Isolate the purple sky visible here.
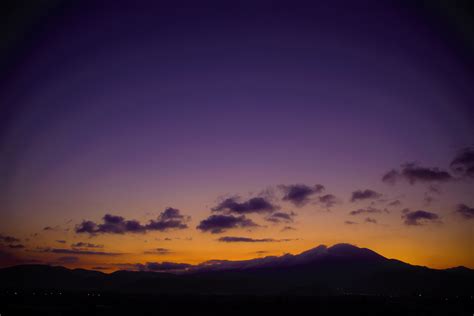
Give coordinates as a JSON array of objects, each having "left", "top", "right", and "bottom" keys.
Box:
[{"left": 0, "top": 1, "right": 473, "bottom": 270}]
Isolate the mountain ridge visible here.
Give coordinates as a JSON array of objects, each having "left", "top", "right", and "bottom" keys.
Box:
[{"left": 1, "top": 243, "right": 473, "bottom": 296}]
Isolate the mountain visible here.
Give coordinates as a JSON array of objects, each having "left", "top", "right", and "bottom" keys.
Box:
[{"left": 1, "top": 244, "right": 473, "bottom": 296}]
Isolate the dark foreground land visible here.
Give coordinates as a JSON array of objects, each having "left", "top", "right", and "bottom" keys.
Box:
[
  {"left": 0, "top": 291, "right": 472, "bottom": 316},
  {"left": 1, "top": 245, "right": 473, "bottom": 315}
]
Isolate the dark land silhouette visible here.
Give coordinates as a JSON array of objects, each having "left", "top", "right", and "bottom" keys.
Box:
[{"left": 0, "top": 244, "right": 472, "bottom": 315}]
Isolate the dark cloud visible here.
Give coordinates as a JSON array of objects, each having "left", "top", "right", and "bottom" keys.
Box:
[
  {"left": 388, "top": 200, "right": 401, "bottom": 207},
  {"left": 281, "top": 226, "right": 296, "bottom": 231},
  {"left": 40, "top": 248, "right": 122, "bottom": 256},
  {"left": 75, "top": 208, "right": 189, "bottom": 235},
  {"left": 56, "top": 256, "right": 80, "bottom": 264},
  {"left": 217, "top": 236, "right": 292, "bottom": 243},
  {"left": 382, "top": 163, "right": 452, "bottom": 185},
  {"left": 318, "top": 194, "right": 338, "bottom": 208},
  {"left": 146, "top": 207, "right": 189, "bottom": 231},
  {"left": 349, "top": 206, "right": 387, "bottom": 216},
  {"left": 344, "top": 221, "right": 357, "bottom": 225},
  {"left": 450, "top": 147, "right": 474, "bottom": 177},
  {"left": 8, "top": 244, "right": 25, "bottom": 249},
  {"left": 43, "top": 225, "right": 61, "bottom": 231},
  {"left": 0, "top": 234, "right": 20, "bottom": 243},
  {"left": 265, "top": 211, "right": 296, "bottom": 223},
  {"left": 381, "top": 169, "right": 399, "bottom": 185},
  {"left": 71, "top": 242, "right": 103, "bottom": 248},
  {"left": 280, "top": 184, "right": 325, "bottom": 206},
  {"left": 75, "top": 214, "right": 146, "bottom": 234},
  {"left": 402, "top": 209, "right": 441, "bottom": 226},
  {"left": 350, "top": 189, "right": 382, "bottom": 202},
  {"left": 144, "top": 248, "right": 172, "bottom": 255},
  {"left": 159, "top": 207, "right": 186, "bottom": 220},
  {"left": 454, "top": 204, "right": 474, "bottom": 219},
  {"left": 196, "top": 215, "right": 259, "bottom": 234},
  {"left": 56, "top": 240, "right": 66, "bottom": 244},
  {"left": 212, "top": 197, "right": 277, "bottom": 214},
  {"left": 365, "top": 217, "right": 377, "bottom": 224}
]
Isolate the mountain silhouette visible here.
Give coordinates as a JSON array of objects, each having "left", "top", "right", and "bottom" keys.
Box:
[{"left": 1, "top": 244, "right": 472, "bottom": 296}]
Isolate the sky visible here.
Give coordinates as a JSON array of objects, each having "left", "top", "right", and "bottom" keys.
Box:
[{"left": 0, "top": 0, "right": 473, "bottom": 272}]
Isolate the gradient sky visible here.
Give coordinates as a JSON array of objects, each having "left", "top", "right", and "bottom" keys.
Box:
[{"left": 1, "top": 0, "right": 473, "bottom": 272}]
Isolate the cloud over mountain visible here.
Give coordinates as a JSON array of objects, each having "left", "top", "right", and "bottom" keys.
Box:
[
  {"left": 383, "top": 163, "right": 452, "bottom": 185},
  {"left": 75, "top": 208, "right": 189, "bottom": 235},
  {"left": 197, "top": 215, "right": 259, "bottom": 234},
  {"left": 0, "top": 234, "right": 20, "bottom": 243},
  {"left": 265, "top": 211, "right": 296, "bottom": 223},
  {"left": 350, "top": 189, "right": 381, "bottom": 202},
  {"left": 144, "top": 248, "right": 172, "bottom": 255},
  {"left": 349, "top": 207, "right": 387, "bottom": 216},
  {"left": 212, "top": 197, "right": 277, "bottom": 214},
  {"left": 450, "top": 147, "right": 474, "bottom": 178},
  {"left": 318, "top": 194, "right": 338, "bottom": 208},
  {"left": 39, "top": 248, "right": 122, "bottom": 256},
  {"left": 401, "top": 209, "right": 441, "bottom": 226},
  {"left": 454, "top": 204, "right": 474, "bottom": 219},
  {"left": 280, "top": 184, "right": 325, "bottom": 206},
  {"left": 217, "top": 236, "right": 292, "bottom": 243},
  {"left": 71, "top": 242, "right": 103, "bottom": 249}
]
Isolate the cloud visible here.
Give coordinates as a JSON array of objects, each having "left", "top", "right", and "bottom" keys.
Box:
[
  {"left": 318, "top": 194, "right": 338, "bottom": 208},
  {"left": 196, "top": 215, "right": 259, "bottom": 234},
  {"left": 0, "top": 237, "right": 24, "bottom": 250},
  {"left": 450, "top": 147, "right": 474, "bottom": 177},
  {"left": 75, "top": 215, "right": 145, "bottom": 234},
  {"left": 350, "top": 189, "right": 382, "bottom": 202},
  {"left": 75, "top": 208, "right": 189, "bottom": 235},
  {"left": 349, "top": 206, "right": 387, "bottom": 216},
  {"left": 212, "top": 197, "right": 277, "bottom": 214},
  {"left": 454, "top": 204, "right": 474, "bottom": 219},
  {"left": 388, "top": 200, "right": 401, "bottom": 207},
  {"left": 56, "top": 256, "right": 80, "bottom": 264},
  {"left": 344, "top": 221, "right": 357, "bottom": 225},
  {"left": 39, "top": 248, "right": 122, "bottom": 256},
  {"left": 381, "top": 170, "right": 399, "bottom": 185},
  {"left": 43, "top": 225, "right": 62, "bottom": 232},
  {"left": 56, "top": 240, "right": 66, "bottom": 244},
  {"left": 8, "top": 244, "right": 25, "bottom": 249},
  {"left": 0, "top": 234, "right": 20, "bottom": 243},
  {"left": 365, "top": 217, "right": 377, "bottom": 224},
  {"left": 217, "top": 236, "right": 292, "bottom": 243},
  {"left": 402, "top": 209, "right": 441, "bottom": 226},
  {"left": 71, "top": 242, "right": 103, "bottom": 249},
  {"left": 144, "top": 248, "right": 172, "bottom": 255},
  {"left": 265, "top": 211, "right": 296, "bottom": 223},
  {"left": 279, "top": 184, "right": 325, "bottom": 206},
  {"left": 146, "top": 208, "right": 189, "bottom": 231},
  {"left": 382, "top": 163, "right": 452, "bottom": 185},
  {"left": 281, "top": 226, "right": 296, "bottom": 231}
]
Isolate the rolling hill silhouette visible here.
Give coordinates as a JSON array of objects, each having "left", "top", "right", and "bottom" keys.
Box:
[{"left": 1, "top": 244, "right": 472, "bottom": 296}]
